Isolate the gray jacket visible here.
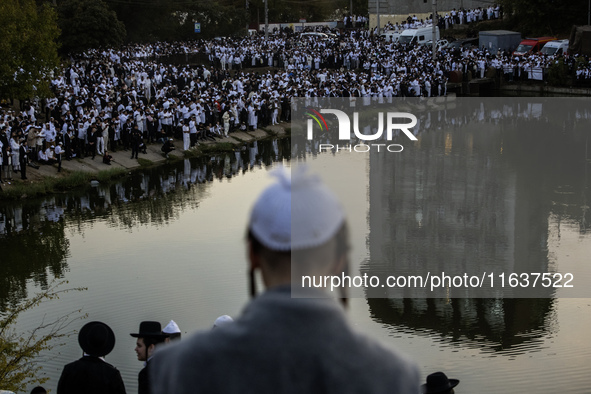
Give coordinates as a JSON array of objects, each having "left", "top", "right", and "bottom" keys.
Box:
[{"left": 151, "top": 286, "right": 420, "bottom": 394}]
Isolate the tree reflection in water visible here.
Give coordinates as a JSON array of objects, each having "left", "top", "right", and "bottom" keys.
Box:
[{"left": 0, "top": 138, "right": 291, "bottom": 311}]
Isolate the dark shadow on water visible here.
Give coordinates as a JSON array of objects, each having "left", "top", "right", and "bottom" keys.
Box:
[
  {"left": 0, "top": 138, "right": 291, "bottom": 311},
  {"left": 367, "top": 297, "right": 555, "bottom": 355}
]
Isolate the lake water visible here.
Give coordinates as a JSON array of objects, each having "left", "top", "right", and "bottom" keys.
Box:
[{"left": 2, "top": 98, "right": 591, "bottom": 393}]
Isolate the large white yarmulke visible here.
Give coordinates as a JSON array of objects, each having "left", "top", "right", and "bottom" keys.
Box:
[{"left": 249, "top": 166, "right": 345, "bottom": 251}]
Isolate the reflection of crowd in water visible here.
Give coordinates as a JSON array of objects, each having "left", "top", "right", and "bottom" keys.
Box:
[
  {"left": 0, "top": 139, "right": 287, "bottom": 236},
  {"left": 0, "top": 200, "right": 64, "bottom": 236},
  {"left": 296, "top": 99, "right": 591, "bottom": 155}
]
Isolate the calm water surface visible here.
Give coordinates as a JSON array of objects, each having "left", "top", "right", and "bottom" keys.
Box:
[{"left": 2, "top": 102, "right": 591, "bottom": 393}]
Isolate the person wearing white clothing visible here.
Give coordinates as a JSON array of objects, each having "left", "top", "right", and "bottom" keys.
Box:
[
  {"left": 10, "top": 135, "right": 20, "bottom": 172},
  {"left": 222, "top": 110, "right": 230, "bottom": 137},
  {"left": 182, "top": 120, "right": 190, "bottom": 151},
  {"left": 54, "top": 142, "right": 63, "bottom": 172}
]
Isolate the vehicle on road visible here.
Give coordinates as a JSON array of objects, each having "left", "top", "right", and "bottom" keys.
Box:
[
  {"left": 540, "top": 39, "right": 569, "bottom": 55},
  {"left": 513, "top": 37, "right": 557, "bottom": 56},
  {"left": 398, "top": 26, "right": 440, "bottom": 46}
]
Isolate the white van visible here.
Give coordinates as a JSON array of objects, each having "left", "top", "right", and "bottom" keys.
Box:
[
  {"left": 540, "top": 39, "right": 569, "bottom": 56},
  {"left": 398, "top": 26, "right": 440, "bottom": 46},
  {"left": 380, "top": 31, "right": 400, "bottom": 43}
]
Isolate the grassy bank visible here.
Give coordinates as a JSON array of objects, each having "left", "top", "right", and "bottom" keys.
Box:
[
  {"left": 0, "top": 124, "right": 287, "bottom": 201},
  {"left": 0, "top": 167, "right": 127, "bottom": 201}
]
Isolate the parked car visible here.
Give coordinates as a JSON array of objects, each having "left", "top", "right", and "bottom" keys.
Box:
[
  {"left": 540, "top": 39, "right": 569, "bottom": 55},
  {"left": 380, "top": 31, "right": 401, "bottom": 43},
  {"left": 398, "top": 26, "right": 440, "bottom": 46},
  {"left": 443, "top": 37, "right": 478, "bottom": 50},
  {"left": 300, "top": 32, "right": 329, "bottom": 40},
  {"left": 422, "top": 39, "right": 450, "bottom": 50},
  {"left": 513, "top": 37, "right": 557, "bottom": 56}
]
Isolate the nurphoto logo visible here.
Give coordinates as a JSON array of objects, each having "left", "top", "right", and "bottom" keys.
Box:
[{"left": 305, "top": 108, "right": 418, "bottom": 153}]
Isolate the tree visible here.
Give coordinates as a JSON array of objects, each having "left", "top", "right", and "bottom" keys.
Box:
[
  {"left": 0, "top": 280, "right": 86, "bottom": 392},
  {"left": 0, "top": 0, "right": 60, "bottom": 100},
  {"left": 58, "top": 0, "right": 127, "bottom": 54},
  {"left": 180, "top": 0, "right": 249, "bottom": 39},
  {"left": 500, "top": 0, "right": 588, "bottom": 36},
  {"left": 107, "top": 0, "right": 177, "bottom": 43}
]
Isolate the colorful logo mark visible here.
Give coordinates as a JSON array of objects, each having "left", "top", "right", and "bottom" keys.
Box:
[{"left": 305, "top": 108, "right": 329, "bottom": 132}]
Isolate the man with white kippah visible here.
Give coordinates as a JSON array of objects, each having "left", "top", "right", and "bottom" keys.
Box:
[
  {"left": 151, "top": 166, "right": 420, "bottom": 394},
  {"left": 212, "top": 315, "right": 233, "bottom": 330},
  {"left": 162, "top": 320, "right": 181, "bottom": 343}
]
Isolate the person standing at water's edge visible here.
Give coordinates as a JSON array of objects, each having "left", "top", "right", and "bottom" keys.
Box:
[
  {"left": 131, "top": 321, "right": 168, "bottom": 394},
  {"left": 57, "top": 321, "right": 126, "bottom": 394},
  {"left": 150, "top": 166, "right": 420, "bottom": 394}
]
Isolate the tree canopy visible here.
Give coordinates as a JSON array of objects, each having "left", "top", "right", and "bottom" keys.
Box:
[
  {"left": 101, "top": 0, "right": 362, "bottom": 41},
  {"left": 58, "top": 0, "right": 126, "bottom": 54},
  {"left": 500, "top": 0, "right": 589, "bottom": 36},
  {"left": 0, "top": 0, "right": 60, "bottom": 100}
]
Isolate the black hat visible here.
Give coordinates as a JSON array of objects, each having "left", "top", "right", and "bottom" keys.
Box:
[
  {"left": 78, "top": 321, "right": 116, "bottom": 357},
  {"left": 421, "top": 372, "right": 459, "bottom": 394},
  {"left": 130, "top": 321, "right": 169, "bottom": 339}
]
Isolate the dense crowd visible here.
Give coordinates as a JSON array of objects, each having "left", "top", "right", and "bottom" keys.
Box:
[
  {"left": 1, "top": 18, "right": 589, "bottom": 183},
  {"left": 381, "top": 5, "right": 503, "bottom": 32}
]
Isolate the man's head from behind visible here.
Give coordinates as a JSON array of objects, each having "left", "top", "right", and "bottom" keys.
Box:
[{"left": 247, "top": 166, "right": 349, "bottom": 300}]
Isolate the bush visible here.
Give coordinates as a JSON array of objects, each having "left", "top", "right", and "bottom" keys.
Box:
[
  {"left": 547, "top": 59, "right": 569, "bottom": 86},
  {"left": 0, "top": 280, "right": 86, "bottom": 392}
]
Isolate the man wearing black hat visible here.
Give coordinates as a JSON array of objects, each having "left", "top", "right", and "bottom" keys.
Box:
[
  {"left": 57, "top": 321, "right": 126, "bottom": 394},
  {"left": 130, "top": 321, "right": 168, "bottom": 394},
  {"left": 421, "top": 372, "right": 459, "bottom": 394}
]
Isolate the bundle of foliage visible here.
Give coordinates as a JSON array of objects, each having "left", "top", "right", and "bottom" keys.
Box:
[
  {"left": 58, "top": 0, "right": 126, "bottom": 54},
  {"left": 0, "top": 0, "right": 60, "bottom": 100},
  {"left": 500, "top": 0, "right": 590, "bottom": 36},
  {"left": 0, "top": 280, "right": 86, "bottom": 392}
]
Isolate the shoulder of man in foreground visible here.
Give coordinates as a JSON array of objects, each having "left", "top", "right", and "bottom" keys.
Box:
[{"left": 150, "top": 297, "right": 420, "bottom": 394}]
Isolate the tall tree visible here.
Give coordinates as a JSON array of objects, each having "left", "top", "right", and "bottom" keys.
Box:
[
  {"left": 500, "top": 0, "right": 588, "bottom": 36},
  {"left": 105, "top": 0, "right": 178, "bottom": 42},
  {"left": 0, "top": 0, "right": 60, "bottom": 100},
  {"left": 179, "top": 0, "right": 249, "bottom": 39},
  {"left": 58, "top": 0, "right": 127, "bottom": 54}
]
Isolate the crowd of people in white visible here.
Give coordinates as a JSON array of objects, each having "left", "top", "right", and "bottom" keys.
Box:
[
  {"left": 381, "top": 5, "right": 503, "bottom": 32},
  {"left": 1, "top": 15, "right": 589, "bottom": 183}
]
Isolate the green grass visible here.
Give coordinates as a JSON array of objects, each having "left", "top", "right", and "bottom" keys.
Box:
[
  {"left": 183, "top": 149, "right": 203, "bottom": 159},
  {"left": 261, "top": 128, "right": 278, "bottom": 136},
  {"left": 0, "top": 168, "right": 127, "bottom": 201},
  {"left": 0, "top": 133, "right": 290, "bottom": 200},
  {"left": 166, "top": 153, "right": 183, "bottom": 163},
  {"left": 137, "top": 158, "right": 154, "bottom": 168},
  {"left": 199, "top": 142, "right": 235, "bottom": 153},
  {"left": 94, "top": 167, "right": 127, "bottom": 183}
]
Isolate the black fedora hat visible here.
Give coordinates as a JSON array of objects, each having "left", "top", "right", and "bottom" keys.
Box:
[
  {"left": 130, "top": 321, "right": 169, "bottom": 339},
  {"left": 421, "top": 372, "right": 460, "bottom": 394},
  {"left": 78, "top": 321, "right": 116, "bottom": 357}
]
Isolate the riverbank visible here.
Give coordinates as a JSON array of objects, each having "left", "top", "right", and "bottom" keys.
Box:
[
  {"left": 0, "top": 124, "right": 289, "bottom": 200},
  {"left": 500, "top": 83, "right": 591, "bottom": 96}
]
